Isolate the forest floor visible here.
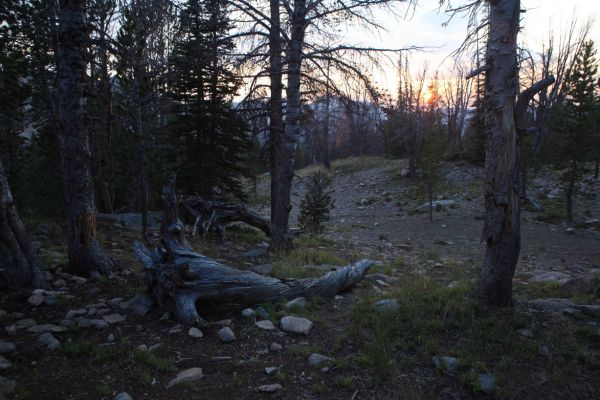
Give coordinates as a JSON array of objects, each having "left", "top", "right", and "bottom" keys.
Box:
[{"left": 1, "top": 157, "right": 600, "bottom": 400}]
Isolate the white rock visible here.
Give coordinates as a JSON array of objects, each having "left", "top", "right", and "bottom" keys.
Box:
[
  {"left": 28, "top": 293, "right": 45, "bottom": 306},
  {"left": 188, "top": 327, "right": 204, "bottom": 338},
  {"left": 217, "top": 327, "right": 236, "bottom": 343},
  {"left": 27, "top": 324, "right": 67, "bottom": 334},
  {"left": 167, "top": 367, "right": 203, "bottom": 388},
  {"left": 241, "top": 308, "right": 255, "bottom": 318},
  {"left": 38, "top": 333, "right": 61, "bottom": 350},
  {"left": 115, "top": 392, "right": 133, "bottom": 400},
  {"left": 270, "top": 342, "right": 283, "bottom": 352},
  {"left": 285, "top": 297, "right": 307, "bottom": 310},
  {"left": 432, "top": 356, "right": 459, "bottom": 374},
  {"left": 280, "top": 316, "right": 313, "bottom": 335},
  {"left": 90, "top": 319, "right": 110, "bottom": 329},
  {"left": 103, "top": 314, "right": 126, "bottom": 324},
  {"left": 257, "top": 383, "right": 281, "bottom": 392},
  {"left": 308, "top": 353, "right": 334, "bottom": 366},
  {"left": 265, "top": 366, "right": 278, "bottom": 375},
  {"left": 255, "top": 320, "right": 276, "bottom": 330}
]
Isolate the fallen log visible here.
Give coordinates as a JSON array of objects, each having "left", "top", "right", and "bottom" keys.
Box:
[
  {"left": 181, "top": 196, "right": 271, "bottom": 239},
  {"left": 133, "top": 179, "right": 373, "bottom": 326}
]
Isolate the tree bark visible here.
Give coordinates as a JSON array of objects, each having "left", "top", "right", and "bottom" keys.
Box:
[
  {"left": 0, "top": 157, "right": 45, "bottom": 289},
  {"left": 57, "top": 0, "right": 113, "bottom": 275},
  {"left": 268, "top": 0, "right": 288, "bottom": 250},
  {"left": 134, "top": 180, "right": 373, "bottom": 326},
  {"left": 322, "top": 60, "right": 331, "bottom": 169},
  {"left": 474, "top": 0, "right": 521, "bottom": 306},
  {"left": 270, "top": 0, "right": 307, "bottom": 251}
]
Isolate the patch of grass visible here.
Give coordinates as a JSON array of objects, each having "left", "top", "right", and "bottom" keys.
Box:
[
  {"left": 272, "top": 248, "right": 346, "bottom": 279},
  {"left": 513, "top": 281, "right": 561, "bottom": 300},
  {"left": 96, "top": 384, "right": 112, "bottom": 397},
  {"left": 370, "top": 262, "right": 393, "bottom": 275},
  {"left": 287, "top": 344, "right": 322, "bottom": 357},
  {"left": 295, "top": 235, "right": 336, "bottom": 248},
  {"left": 15, "top": 385, "right": 31, "bottom": 399},
  {"left": 536, "top": 198, "right": 566, "bottom": 223},
  {"left": 134, "top": 368, "right": 152, "bottom": 386},
  {"left": 226, "top": 225, "right": 267, "bottom": 245},
  {"left": 334, "top": 376, "right": 356, "bottom": 390},
  {"left": 351, "top": 275, "right": 600, "bottom": 396},
  {"left": 274, "top": 372, "right": 287, "bottom": 382},
  {"left": 133, "top": 349, "right": 174, "bottom": 372},
  {"left": 331, "top": 156, "right": 390, "bottom": 174},
  {"left": 63, "top": 339, "right": 95, "bottom": 356}
]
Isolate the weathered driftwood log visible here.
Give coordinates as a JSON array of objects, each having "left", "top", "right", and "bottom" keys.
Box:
[
  {"left": 133, "top": 179, "right": 373, "bottom": 326},
  {"left": 182, "top": 196, "right": 272, "bottom": 239}
]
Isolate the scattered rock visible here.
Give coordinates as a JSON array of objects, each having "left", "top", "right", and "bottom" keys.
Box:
[
  {"left": 478, "top": 372, "right": 495, "bottom": 393},
  {"left": 188, "top": 327, "right": 204, "bottom": 338},
  {"left": 38, "top": 333, "right": 61, "bottom": 350},
  {"left": 270, "top": 342, "right": 283, "bottom": 352},
  {"left": 167, "top": 367, "right": 204, "bottom": 388},
  {"left": 103, "top": 314, "right": 126, "bottom": 324},
  {"left": 217, "top": 327, "right": 236, "bottom": 343},
  {"left": 565, "top": 227, "right": 575, "bottom": 234},
  {"left": 280, "top": 316, "right": 313, "bottom": 335},
  {"left": 265, "top": 366, "right": 278, "bottom": 375},
  {"left": 115, "top": 392, "right": 133, "bottom": 400},
  {"left": 257, "top": 383, "right": 281, "bottom": 392},
  {"left": 13, "top": 318, "right": 37, "bottom": 330},
  {"left": 53, "top": 279, "right": 67, "bottom": 288},
  {"left": 28, "top": 293, "right": 45, "bottom": 306},
  {"left": 137, "top": 344, "right": 148, "bottom": 352},
  {"left": 66, "top": 309, "right": 87, "bottom": 320},
  {"left": 90, "top": 319, "right": 110, "bottom": 329},
  {"left": 528, "top": 298, "right": 575, "bottom": 315},
  {"left": 285, "top": 297, "right": 306, "bottom": 310},
  {"left": 0, "top": 341, "right": 16, "bottom": 354},
  {"left": 127, "top": 295, "right": 154, "bottom": 316},
  {"left": 242, "top": 308, "right": 256, "bottom": 318},
  {"left": 251, "top": 264, "right": 273, "bottom": 275},
  {"left": 518, "top": 329, "right": 533, "bottom": 338},
  {"left": 0, "top": 355, "right": 12, "bottom": 370},
  {"left": 538, "top": 345, "right": 550, "bottom": 356},
  {"left": 397, "top": 244, "right": 412, "bottom": 251},
  {"left": 108, "top": 334, "right": 115, "bottom": 342},
  {"left": 366, "top": 274, "right": 391, "bottom": 283},
  {"left": 255, "top": 320, "right": 276, "bottom": 331},
  {"left": 373, "top": 299, "right": 399, "bottom": 313},
  {"left": 334, "top": 295, "right": 344, "bottom": 300},
  {"left": 432, "top": 356, "right": 459, "bottom": 374},
  {"left": 308, "top": 353, "right": 334, "bottom": 367},
  {"left": 27, "top": 324, "right": 67, "bottom": 334},
  {"left": 527, "top": 270, "right": 572, "bottom": 285}
]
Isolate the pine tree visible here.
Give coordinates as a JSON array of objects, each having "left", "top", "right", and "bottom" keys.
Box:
[
  {"left": 168, "top": 0, "right": 250, "bottom": 199},
  {"left": 553, "top": 40, "right": 598, "bottom": 221},
  {"left": 298, "top": 171, "right": 335, "bottom": 235}
]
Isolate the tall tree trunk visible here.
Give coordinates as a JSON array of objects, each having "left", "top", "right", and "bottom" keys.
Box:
[
  {"left": 595, "top": 159, "right": 599, "bottom": 179},
  {"left": 322, "top": 60, "right": 331, "bottom": 169},
  {"left": 268, "top": 0, "right": 287, "bottom": 250},
  {"left": 133, "top": 79, "right": 149, "bottom": 243},
  {"left": 270, "top": 0, "right": 306, "bottom": 251},
  {"left": 57, "top": 0, "right": 113, "bottom": 275},
  {"left": 566, "top": 159, "right": 576, "bottom": 222},
  {"left": 0, "top": 156, "right": 45, "bottom": 289},
  {"left": 474, "top": 0, "right": 521, "bottom": 306}
]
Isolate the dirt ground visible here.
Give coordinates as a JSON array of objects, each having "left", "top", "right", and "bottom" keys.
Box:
[{"left": 1, "top": 157, "right": 599, "bottom": 400}]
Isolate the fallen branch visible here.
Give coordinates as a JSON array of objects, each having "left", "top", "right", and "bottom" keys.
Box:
[
  {"left": 133, "top": 179, "right": 373, "bottom": 326},
  {"left": 181, "top": 196, "right": 272, "bottom": 239}
]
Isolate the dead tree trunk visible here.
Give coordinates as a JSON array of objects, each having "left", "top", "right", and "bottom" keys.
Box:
[
  {"left": 472, "top": 0, "right": 555, "bottom": 306},
  {"left": 57, "top": 0, "right": 113, "bottom": 275},
  {"left": 181, "top": 197, "right": 272, "bottom": 239},
  {"left": 474, "top": 0, "right": 522, "bottom": 306},
  {"left": 269, "top": 0, "right": 288, "bottom": 250},
  {"left": 133, "top": 180, "right": 373, "bottom": 326},
  {"left": 0, "top": 156, "right": 45, "bottom": 289}
]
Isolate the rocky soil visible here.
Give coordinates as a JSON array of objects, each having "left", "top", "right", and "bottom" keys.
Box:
[{"left": 0, "top": 157, "right": 599, "bottom": 399}]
